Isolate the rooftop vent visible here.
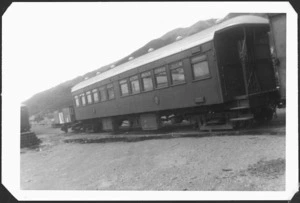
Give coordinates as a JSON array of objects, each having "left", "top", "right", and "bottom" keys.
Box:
[
  {"left": 148, "top": 48, "right": 154, "bottom": 52},
  {"left": 84, "top": 77, "right": 89, "bottom": 80},
  {"left": 176, "top": 36, "right": 183, "bottom": 41},
  {"left": 110, "top": 64, "right": 115, "bottom": 68},
  {"left": 216, "top": 18, "right": 223, "bottom": 23},
  {"left": 128, "top": 56, "right": 134, "bottom": 61}
]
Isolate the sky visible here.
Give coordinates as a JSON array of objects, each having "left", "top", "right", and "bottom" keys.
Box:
[{"left": 2, "top": 2, "right": 229, "bottom": 103}]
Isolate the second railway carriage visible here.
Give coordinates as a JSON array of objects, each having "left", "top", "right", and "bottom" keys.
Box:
[
  {"left": 71, "top": 15, "right": 282, "bottom": 131},
  {"left": 268, "top": 13, "right": 286, "bottom": 107},
  {"left": 21, "top": 104, "right": 31, "bottom": 133}
]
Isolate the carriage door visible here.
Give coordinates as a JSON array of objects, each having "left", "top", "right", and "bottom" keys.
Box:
[
  {"left": 215, "top": 25, "right": 276, "bottom": 101},
  {"left": 214, "top": 27, "right": 246, "bottom": 101},
  {"left": 237, "top": 26, "right": 276, "bottom": 95}
]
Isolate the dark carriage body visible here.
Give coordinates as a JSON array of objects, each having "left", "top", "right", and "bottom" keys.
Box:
[
  {"left": 52, "top": 106, "right": 76, "bottom": 131},
  {"left": 21, "top": 104, "right": 31, "bottom": 133},
  {"left": 73, "top": 41, "right": 221, "bottom": 119},
  {"left": 268, "top": 13, "right": 286, "bottom": 104},
  {"left": 71, "top": 15, "right": 282, "bottom": 131},
  {"left": 21, "top": 104, "right": 40, "bottom": 147}
]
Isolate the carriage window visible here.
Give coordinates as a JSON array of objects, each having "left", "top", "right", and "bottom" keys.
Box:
[
  {"left": 99, "top": 86, "right": 107, "bottom": 101},
  {"left": 130, "top": 75, "right": 140, "bottom": 94},
  {"left": 80, "top": 93, "right": 86, "bottom": 106},
  {"left": 119, "top": 79, "right": 130, "bottom": 96},
  {"left": 92, "top": 89, "right": 99, "bottom": 103},
  {"left": 141, "top": 71, "right": 153, "bottom": 91},
  {"left": 86, "top": 91, "right": 93, "bottom": 104},
  {"left": 170, "top": 61, "right": 185, "bottom": 84},
  {"left": 154, "top": 66, "right": 168, "bottom": 88},
  {"left": 74, "top": 96, "right": 80, "bottom": 107},
  {"left": 107, "top": 83, "right": 115, "bottom": 100},
  {"left": 191, "top": 54, "right": 210, "bottom": 80}
]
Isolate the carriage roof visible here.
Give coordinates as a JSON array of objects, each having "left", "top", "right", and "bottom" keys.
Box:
[{"left": 72, "top": 15, "right": 268, "bottom": 93}]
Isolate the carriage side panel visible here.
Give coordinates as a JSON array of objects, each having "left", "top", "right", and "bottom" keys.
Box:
[{"left": 73, "top": 42, "right": 223, "bottom": 121}]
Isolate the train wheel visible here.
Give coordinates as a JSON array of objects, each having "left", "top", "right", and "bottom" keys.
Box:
[
  {"left": 61, "top": 125, "right": 68, "bottom": 133},
  {"left": 232, "top": 121, "right": 240, "bottom": 130},
  {"left": 264, "top": 107, "right": 274, "bottom": 122},
  {"left": 170, "top": 116, "right": 183, "bottom": 125},
  {"left": 92, "top": 124, "right": 101, "bottom": 133},
  {"left": 241, "top": 119, "right": 252, "bottom": 129},
  {"left": 254, "top": 107, "right": 274, "bottom": 123},
  {"left": 245, "top": 119, "right": 253, "bottom": 129}
]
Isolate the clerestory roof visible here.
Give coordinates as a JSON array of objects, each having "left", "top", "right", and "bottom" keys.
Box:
[{"left": 72, "top": 15, "right": 268, "bottom": 93}]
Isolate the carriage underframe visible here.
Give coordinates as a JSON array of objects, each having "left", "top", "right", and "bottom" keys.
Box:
[{"left": 64, "top": 90, "right": 279, "bottom": 133}]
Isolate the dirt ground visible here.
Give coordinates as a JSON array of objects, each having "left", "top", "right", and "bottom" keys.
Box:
[{"left": 20, "top": 109, "right": 286, "bottom": 191}]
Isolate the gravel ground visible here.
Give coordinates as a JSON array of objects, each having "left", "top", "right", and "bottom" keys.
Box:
[{"left": 21, "top": 124, "right": 285, "bottom": 191}]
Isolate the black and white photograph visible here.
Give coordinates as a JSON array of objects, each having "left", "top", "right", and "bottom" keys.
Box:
[{"left": 2, "top": 1, "right": 298, "bottom": 201}]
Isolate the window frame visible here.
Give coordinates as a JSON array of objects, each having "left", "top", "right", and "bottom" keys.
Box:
[
  {"left": 129, "top": 75, "right": 141, "bottom": 94},
  {"left": 86, "top": 91, "right": 93, "bottom": 104},
  {"left": 154, "top": 66, "right": 168, "bottom": 88},
  {"left": 119, "top": 79, "right": 130, "bottom": 96},
  {"left": 92, "top": 89, "right": 100, "bottom": 103},
  {"left": 190, "top": 54, "right": 211, "bottom": 81},
  {"left": 74, "top": 95, "right": 80, "bottom": 107},
  {"left": 169, "top": 60, "right": 186, "bottom": 85},
  {"left": 99, "top": 86, "right": 107, "bottom": 102},
  {"left": 107, "top": 83, "right": 115, "bottom": 100},
  {"left": 80, "top": 93, "right": 87, "bottom": 106},
  {"left": 141, "top": 71, "right": 154, "bottom": 92}
]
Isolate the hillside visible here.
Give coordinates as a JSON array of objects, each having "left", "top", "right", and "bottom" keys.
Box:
[{"left": 24, "top": 13, "right": 267, "bottom": 116}]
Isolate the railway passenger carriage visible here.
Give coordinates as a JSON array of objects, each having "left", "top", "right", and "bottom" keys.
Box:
[{"left": 71, "top": 15, "right": 283, "bottom": 132}]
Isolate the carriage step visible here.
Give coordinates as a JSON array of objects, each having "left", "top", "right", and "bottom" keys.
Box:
[
  {"left": 206, "top": 120, "right": 225, "bottom": 125},
  {"left": 234, "top": 95, "right": 249, "bottom": 100},
  {"left": 230, "top": 96, "right": 250, "bottom": 111},
  {"left": 230, "top": 115, "right": 254, "bottom": 122},
  {"left": 230, "top": 106, "right": 250, "bottom": 110},
  {"left": 199, "top": 124, "right": 233, "bottom": 131}
]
